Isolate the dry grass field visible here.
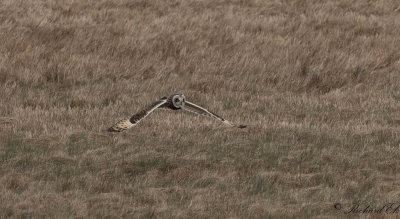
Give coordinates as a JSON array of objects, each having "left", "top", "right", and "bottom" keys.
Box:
[{"left": 1, "top": 0, "right": 400, "bottom": 218}]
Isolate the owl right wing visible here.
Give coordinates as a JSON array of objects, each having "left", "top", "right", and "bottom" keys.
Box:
[
  {"left": 183, "top": 101, "right": 246, "bottom": 128},
  {"left": 108, "top": 99, "right": 168, "bottom": 132}
]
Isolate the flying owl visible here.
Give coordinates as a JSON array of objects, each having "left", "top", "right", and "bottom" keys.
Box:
[{"left": 108, "top": 94, "right": 246, "bottom": 132}]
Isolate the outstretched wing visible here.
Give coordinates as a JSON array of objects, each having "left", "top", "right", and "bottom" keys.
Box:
[
  {"left": 108, "top": 99, "right": 168, "bottom": 132},
  {"left": 183, "top": 101, "right": 246, "bottom": 128}
]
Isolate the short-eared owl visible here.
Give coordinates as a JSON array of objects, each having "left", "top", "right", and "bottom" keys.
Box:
[{"left": 108, "top": 94, "right": 246, "bottom": 132}]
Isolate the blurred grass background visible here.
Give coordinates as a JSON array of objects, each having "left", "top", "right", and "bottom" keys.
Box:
[{"left": 1, "top": 0, "right": 400, "bottom": 218}]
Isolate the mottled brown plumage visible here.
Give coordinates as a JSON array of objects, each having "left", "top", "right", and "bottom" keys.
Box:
[
  {"left": 108, "top": 94, "right": 246, "bottom": 132},
  {"left": 108, "top": 99, "right": 167, "bottom": 132}
]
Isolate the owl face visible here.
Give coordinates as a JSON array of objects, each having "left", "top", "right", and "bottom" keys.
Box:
[{"left": 172, "top": 94, "right": 185, "bottom": 109}]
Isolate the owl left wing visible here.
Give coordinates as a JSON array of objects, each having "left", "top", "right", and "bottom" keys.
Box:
[
  {"left": 108, "top": 99, "right": 168, "bottom": 132},
  {"left": 183, "top": 101, "right": 246, "bottom": 128}
]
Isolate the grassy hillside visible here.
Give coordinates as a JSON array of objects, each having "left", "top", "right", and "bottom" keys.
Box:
[{"left": 1, "top": 0, "right": 400, "bottom": 218}]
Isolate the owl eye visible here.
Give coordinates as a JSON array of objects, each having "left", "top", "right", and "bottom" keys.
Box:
[{"left": 175, "top": 98, "right": 180, "bottom": 102}]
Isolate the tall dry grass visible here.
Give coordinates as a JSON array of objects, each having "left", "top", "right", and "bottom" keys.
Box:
[{"left": 1, "top": 0, "right": 400, "bottom": 218}]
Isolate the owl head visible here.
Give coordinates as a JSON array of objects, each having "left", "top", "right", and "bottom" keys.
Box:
[{"left": 171, "top": 94, "right": 185, "bottom": 109}]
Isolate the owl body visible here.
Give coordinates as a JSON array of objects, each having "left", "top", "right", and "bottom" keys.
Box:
[
  {"left": 108, "top": 94, "right": 245, "bottom": 132},
  {"left": 159, "top": 94, "right": 185, "bottom": 110}
]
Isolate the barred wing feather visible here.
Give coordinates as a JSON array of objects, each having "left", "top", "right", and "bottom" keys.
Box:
[
  {"left": 108, "top": 99, "right": 167, "bottom": 132},
  {"left": 183, "top": 101, "right": 246, "bottom": 128}
]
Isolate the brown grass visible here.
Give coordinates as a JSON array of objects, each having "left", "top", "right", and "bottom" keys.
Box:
[{"left": 1, "top": 0, "right": 400, "bottom": 218}]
